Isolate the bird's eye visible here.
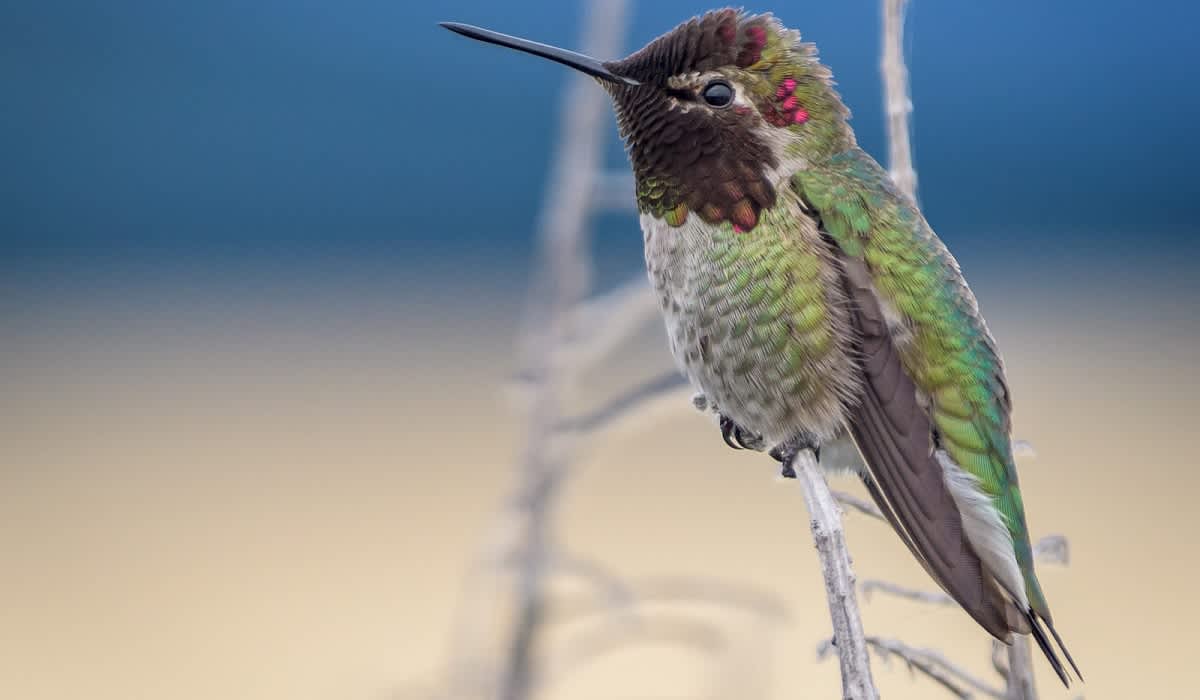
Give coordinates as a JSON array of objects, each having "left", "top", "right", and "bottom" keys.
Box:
[{"left": 701, "top": 80, "right": 734, "bottom": 108}]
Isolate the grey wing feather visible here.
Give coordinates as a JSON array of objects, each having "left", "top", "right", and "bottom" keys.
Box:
[{"left": 837, "top": 253, "right": 1014, "bottom": 641}]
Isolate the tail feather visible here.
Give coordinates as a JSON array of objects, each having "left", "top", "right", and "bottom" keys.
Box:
[
  {"left": 1042, "top": 613, "right": 1083, "bottom": 681},
  {"left": 1025, "top": 608, "right": 1081, "bottom": 687}
]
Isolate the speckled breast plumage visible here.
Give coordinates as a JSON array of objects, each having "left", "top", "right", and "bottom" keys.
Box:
[{"left": 640, "top": 193, "right": 859, "bottom": 447}]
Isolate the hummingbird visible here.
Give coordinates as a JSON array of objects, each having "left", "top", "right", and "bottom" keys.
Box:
[{"left": 442, "top": 9, "right": 1080, "bottom": 686}]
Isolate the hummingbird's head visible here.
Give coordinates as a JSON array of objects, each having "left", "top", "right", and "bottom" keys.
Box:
[{"left": 442, "top": 9, "right": 852, "bottom": 232}]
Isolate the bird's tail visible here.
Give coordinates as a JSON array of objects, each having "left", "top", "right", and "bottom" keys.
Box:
[{"left": 1024, "top": 607, "right": 1083, "bottom": 687}]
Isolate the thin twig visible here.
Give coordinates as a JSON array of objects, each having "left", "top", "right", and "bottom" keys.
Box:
[
  {"left": 556, "top": 370, "right": 690, "bottom": 437},
  {"left": 833, "top": 490, "right": 885, "bottom": 521},
  {"left": 550, "top": 575, "right": 793, "bottom": 627},
  {"left": 861, "top": 579, "right": 954, "bottom": 606},
  {"left": 821, "top": 636, "right": 1008, "bottom": 699},
  {"left": 508, "top": 277, "right": 659, "bottom": 398},
  {"left": 881, "top": 0, "right": 917, "bottom": 201},
  {"left": 545, "top": 612, "right": 729, "bottom": 686},
  {"left": 789, "top": 448, "right": 879, "bottom": 699},
  {"left": 1034, "top": 534, "right": 1069, "bottom": 565},
  {"left": 492, "top": 549, "right": 637, "bottom": 613},
  {"left": 1004, "top": 635, "right": 1037, "bottom": 700},
  {"left": 1012, "top": 440, "right": 1037, "bottom": 458}
]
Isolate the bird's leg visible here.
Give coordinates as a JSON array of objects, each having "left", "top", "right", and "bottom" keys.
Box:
[
  {"left": 718, "top": 414, "right": 767, "bottom": 452},
  {"left": 693, "top": 392, "right": 768, "bottom": 453},
  {"left": 769, "top": 433, "right": 822, "bottom": 479}
]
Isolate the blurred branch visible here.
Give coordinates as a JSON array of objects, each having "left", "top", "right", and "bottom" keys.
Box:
[
  {"left": 881, "top": 0, "right": 916, "bottom": 201},
  {"left": 1012, "top": 440, "right": 1037, "bottom": 459},
  {"left": 556, "top": 370, "right": 690, "bottom": 438},
  {"left": 591, "top": 170, "right": 638, "bottom": 212},
  {"left": 1004, "top": 636, "right": 1038, "bottom": 700},
  {"left": 859, "top": 533, "right": 1071, "bottom": 608},
  {"left": 821, "top": 636, "right": 1007, "bottom": 699},
  {"left": 550, "top": 575, "right": 793, "bottom": 627},
  {"left": 509, "top": 277, "right": 659, "bottom": 402},
  {"left": 855, "top": 532, "right": 1073, "bottom": 700},
  {"left": 493, "top": 549, "right": 637, "bottom": 614},
  {"left": 788, "top": 447, "right": 879, "bottom": 699},
  {"left": 496, "top": 2, "right": 631, "bottom": 699},
  {"left": 1034, "top": 534, "right": 1069, "bottom": 565},
  {"left": 861, "top": 579, "right": 953, "bottom": 606},
  {"left": 562, "top": 276, "right": 660, "bottom": 373},
  {"left": 833, "top": 490, "right": 885, "bottom": 521},
  {"left": 545, "top": 612, "right": 729, "bottom": 686}
]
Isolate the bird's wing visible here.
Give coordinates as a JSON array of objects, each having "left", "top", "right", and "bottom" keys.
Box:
[
  {"left": 792, "top": 150, "right": 1079, "bottom": 684},
  {"left": 838, "top": 250, "right": 1014, "bottom": 640}
]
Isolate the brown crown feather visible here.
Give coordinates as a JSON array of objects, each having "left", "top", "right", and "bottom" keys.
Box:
[{"left": 603, "top": 9, "right": 781, "bottom": 230}]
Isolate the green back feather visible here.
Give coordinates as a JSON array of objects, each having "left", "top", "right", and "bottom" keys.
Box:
[{"left": 794, "top": 150, "right": 1050, "bottom": 616}]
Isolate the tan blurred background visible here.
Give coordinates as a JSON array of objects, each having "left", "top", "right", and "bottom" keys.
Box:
[
  {"left": 3, "top": 256, "right": 1197, "bottom": 699},
  {"left": 5, "top": 1, "right": 1200, "bottom": 697}
]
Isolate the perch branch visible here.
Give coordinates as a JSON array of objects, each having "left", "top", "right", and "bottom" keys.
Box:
[{"left": 788, "top": 448, "right": 879, "bottom": 699}]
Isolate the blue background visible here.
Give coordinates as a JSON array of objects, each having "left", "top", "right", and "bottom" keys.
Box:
[{"left": 4, "top": 0, "right": 1198, "bottom": 281}]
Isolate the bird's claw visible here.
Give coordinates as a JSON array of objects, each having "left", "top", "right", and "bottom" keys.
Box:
[
  {"left": 719, "top": 415, "right": 743, "bottom": 450},
  {"left": 769, "top": 435, "right": 821, "bottom": 479},
  {"left": 719, "top": 414, "right": 765, "bottom": 452}
]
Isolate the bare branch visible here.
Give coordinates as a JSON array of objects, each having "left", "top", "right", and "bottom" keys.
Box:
[
  {"left": 564, "top": 276, "right": 659, "bottom": 371},
  {"left": 1034, "top": 534, "right": 1070, "bottom": 565},
  {"left": 822, "top": 636, "right": 1007, "bottom": 699},
  {"left": 881, "top": 0, "right": 917, "bottom": 200},
  {"left": 857, "top": 535, "right": 1069, "bottom": 596},
  {"left": 492, "top": 549, "right": 637, "bottom": 615},
  {"left": 1004, "top": 636, "right": 1038, "bottom": 700},
  {"left": 833, "top": 490, "right": 885, "bottom": 521},
  {"left": 556, "top": 370, "right": 690, "bottom": 438},
  {"left": 544, "top": 612, "right": 729, "bottom": 686},
  {"left": 991, "top": 638, "right": 1010, "bottom": 677},
  {"left": 789, "top": 448, "right": 879, "bottom": 699},
  {"left": 591, "top": 170, "right": 637, "bottom": 212},
  {"left": 550, "top": 575, "right": 793, "bottom": 627},
  {"left": 496, "top": 3, "right": 632, "bottom": 699},
  {"left": 1012, "top": 440, "right": 1037, "bottom": 459},
  {"left": 506, "top": 278, "right": 660, "bottom": 411},
  {"left": 861, "top": 579, "right": 954, "bottom": 606}
]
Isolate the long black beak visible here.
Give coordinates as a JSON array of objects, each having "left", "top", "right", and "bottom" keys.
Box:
[{"left": 440, "top": 22, "right": 639, "bottom": 87}]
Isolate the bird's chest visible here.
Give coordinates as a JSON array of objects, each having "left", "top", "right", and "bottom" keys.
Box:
[{"left": 639, "top": 211, "right": 850, "bottom": 444}]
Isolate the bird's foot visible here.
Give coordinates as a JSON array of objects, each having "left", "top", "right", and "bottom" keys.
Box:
[
  {"left": 768, "top": 433, "right": 821, "bottom": 479},
  {"left": 718, "top": 414, "right": 767, "bottom": 452}
]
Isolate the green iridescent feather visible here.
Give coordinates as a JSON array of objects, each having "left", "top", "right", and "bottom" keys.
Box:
[{"left": 794, "top": 149, "right": 1050, "bottom": 618}]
